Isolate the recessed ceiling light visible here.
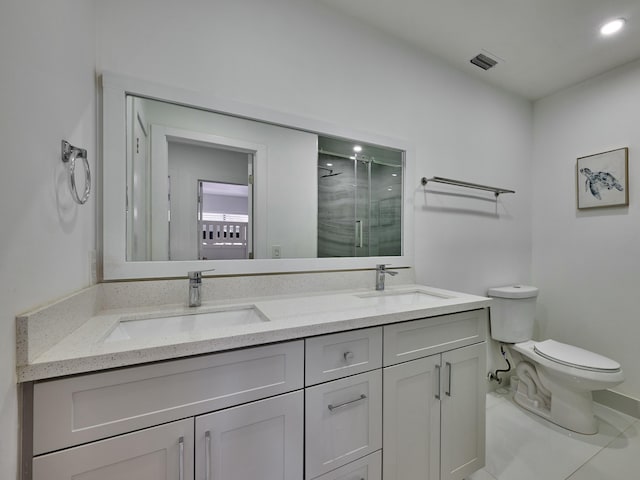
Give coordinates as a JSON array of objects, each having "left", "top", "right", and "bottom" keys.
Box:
[
  {"left": 353, "top": 145, "right": 362, "bottom": 152},
  {"left": 600, "top": 18, "right": 626, "bottom": 36},
  {"left": 326, "top": 163, "right": 333, "bottom": 167},
  {"left": 391, "top": 173, "right": 398, "bottom": 177}
]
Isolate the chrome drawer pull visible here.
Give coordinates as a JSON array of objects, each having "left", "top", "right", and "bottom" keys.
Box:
[
  {"left": 435, "top": 364, "right": 441, "bottom": 400},
  {"left": 178, "top": 436, "right": 184, "bottom": 480},
  {"left": 328, "top": 394, "right": 367, "bottom": 412},
  {"left": 343, "top": 351, "right": 355, "bottom": 362},
  {"left": 205, "top": 431, "right": 211, "bottom": 480},
  {"left": 446, "top": 361, "right": 452, "bottom": 397}
]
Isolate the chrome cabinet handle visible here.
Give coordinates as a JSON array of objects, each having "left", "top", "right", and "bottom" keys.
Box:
[
  {"left": 446, "top": 362, "right": 452, "bottom": 397},
  {"left": 205, "top": 431, "right": 211, "bottom": 480},
  {"left": 435, "top": 364, "right": 441, "bottom": 400},
  {"left": 178, "top": 436, "right": 184, "bottom": 480},
  {"left": 343, "top": 351, "right": 355, "bottom": 362},
  {"left": 328, "top": 394, "right": 367, "bottom": 412}
]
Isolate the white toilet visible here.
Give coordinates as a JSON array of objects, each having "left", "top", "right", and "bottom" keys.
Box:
[{"left": 488, "top": 285, "right": 624, "bottom": 434}]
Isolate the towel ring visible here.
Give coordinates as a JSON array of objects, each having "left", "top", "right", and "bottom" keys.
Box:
[{"left": 62, "top": 140, "right": 91, "bottom": 205}]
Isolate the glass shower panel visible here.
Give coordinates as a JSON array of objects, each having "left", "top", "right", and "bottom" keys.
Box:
[
  {"left": 317, "top": 155, "right": 356, "bottom": 257},
  {"left": 370, "top": 162, "right": 402, "bottom": 256},
  {"left": 317, "top": 136, "right": 403, "bottom": 258}
]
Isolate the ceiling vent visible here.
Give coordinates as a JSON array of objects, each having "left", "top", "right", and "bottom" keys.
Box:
[{"left": 470, "top": 53, "right": 498, "bottom": 71}]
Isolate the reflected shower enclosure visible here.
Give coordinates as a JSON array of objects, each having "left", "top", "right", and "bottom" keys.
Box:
[{"left": 317, "top": 136, "right": 403, "bottom": 257}]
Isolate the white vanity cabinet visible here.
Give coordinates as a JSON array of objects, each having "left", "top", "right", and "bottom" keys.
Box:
[
  {"left": 382, "top": 310, "right": 487, "bottom": 480},
  {"left": 25, "top": 307, "right": 489, "bottom": 480}
]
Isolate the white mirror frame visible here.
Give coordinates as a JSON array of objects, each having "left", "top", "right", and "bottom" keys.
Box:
[{"left": 101, "top": 73, "right": 415, "bottom": 279}]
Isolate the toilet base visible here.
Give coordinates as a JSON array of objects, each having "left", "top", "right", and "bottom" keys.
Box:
[
  {"left": 513, "top": 381, "right": 552, "bottom": 422},
  {"left": 512, "top": 371, "right": 598, "bottom": 435}
]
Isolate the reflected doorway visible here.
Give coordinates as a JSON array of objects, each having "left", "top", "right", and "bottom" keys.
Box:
[{"left": 197, "top": 180, "right": 251, "bottom": 260}]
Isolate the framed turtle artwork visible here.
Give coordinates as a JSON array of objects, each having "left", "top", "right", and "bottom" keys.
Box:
[{"left": 576, "top": 147, "right": 629, "bottom": 209}]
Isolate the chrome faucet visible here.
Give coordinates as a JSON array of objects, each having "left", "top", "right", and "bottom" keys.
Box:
[
  {"left": 375, "top": 264, "right": 398, "bottom": 291},
  {"left": 188, "top": 268, "right": 215, "bottom": 307}
]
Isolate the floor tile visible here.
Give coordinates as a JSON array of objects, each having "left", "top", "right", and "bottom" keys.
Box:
[
  {"left": 483, "top": 396, "right": 632, "bottom": 480},
  {"left": 566, "top": 422, "right": 640, "bottom": 480}
]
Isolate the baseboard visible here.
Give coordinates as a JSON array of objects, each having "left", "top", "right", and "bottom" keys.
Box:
[{"left": 593, "top": 389, "right": 640, "bottom": 420}]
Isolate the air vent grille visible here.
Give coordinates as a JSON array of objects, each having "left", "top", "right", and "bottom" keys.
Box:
[{"left": 470, "top": 53, "right": 498, "bottom": 71}]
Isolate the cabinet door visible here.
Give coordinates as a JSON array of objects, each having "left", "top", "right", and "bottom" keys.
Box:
[
  {"left": 440, "top": 342, "right": 486, "bottom": 480},
  {"left": 383, "top": 355, "right": 441, "bottom": 480},
  {"left": 195, "top": 390, "right": 303, "bottom": 480},
  {"left": 32, "top": 418, "right": 194, "bottom": 480},
  {"left": 305, "top": 370, "right": 382, "bottom": 479}
]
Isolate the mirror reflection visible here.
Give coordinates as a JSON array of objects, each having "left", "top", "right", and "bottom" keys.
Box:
[
  {"left": 317, "top": 137, "right": 402, "bottom": 257},
  {"left": 125, "top": 95, "right": 404, "bottom": 261}
]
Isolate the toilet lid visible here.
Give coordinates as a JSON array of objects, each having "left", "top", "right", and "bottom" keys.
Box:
[{"left": 533, "top": 340, "right": 621, "bottom": 372}]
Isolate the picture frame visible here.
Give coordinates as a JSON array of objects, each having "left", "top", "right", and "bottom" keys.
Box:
[{"left": 576, "top": 147, "right": 629, "bottom": 209}]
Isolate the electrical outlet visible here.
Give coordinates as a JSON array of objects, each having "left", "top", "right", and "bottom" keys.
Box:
[{"left": 272, "top": 245, "right": 282, "bottom": 259}]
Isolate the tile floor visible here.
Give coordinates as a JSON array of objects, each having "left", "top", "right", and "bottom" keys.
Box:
[{"left": 467, "top": 391, "right": 640, "bottom": 480}]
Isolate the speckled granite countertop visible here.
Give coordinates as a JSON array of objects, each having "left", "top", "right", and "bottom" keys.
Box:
[{"left": 16, "top": 284, "right": 491, "bottom": 382}]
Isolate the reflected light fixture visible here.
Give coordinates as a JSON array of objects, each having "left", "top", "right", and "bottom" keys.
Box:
[
  {"left": 353, "top": 145, "right": 362, "bottom": 152},
  {"left": 326, "top": 163, "right": 333, "bottom": 167},
  {"left": 600, "top": 18, "right": 626, "bottom": 36}
]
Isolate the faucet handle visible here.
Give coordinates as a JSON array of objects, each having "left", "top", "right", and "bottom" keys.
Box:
[{"left": 188, "top": 268, "right": 216, "bottom": 281}]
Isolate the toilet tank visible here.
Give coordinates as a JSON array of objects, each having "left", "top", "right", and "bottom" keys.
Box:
[{"left": 487, "top": 285, "right": 539, "bottom": 343}]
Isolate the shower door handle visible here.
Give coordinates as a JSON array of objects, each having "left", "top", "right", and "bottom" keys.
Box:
[{"left": 355, "top": 220, "right": 363, "bottom": 248}]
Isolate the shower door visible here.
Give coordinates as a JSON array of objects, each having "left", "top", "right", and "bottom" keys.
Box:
[
  {"left": 317, "top": 155, "right": 372, "bottom": 257},
  {"left": 317, "top": 151, "right": 402, "bottom": 258}
]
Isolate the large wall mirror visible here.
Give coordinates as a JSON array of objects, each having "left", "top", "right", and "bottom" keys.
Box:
[{"left": 102, "top": 74, "right": 414, "bottom": 279}]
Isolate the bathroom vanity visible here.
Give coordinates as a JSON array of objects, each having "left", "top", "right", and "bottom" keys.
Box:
[{"left": 17, "top": 285, "right": 489, "bottom": 480}]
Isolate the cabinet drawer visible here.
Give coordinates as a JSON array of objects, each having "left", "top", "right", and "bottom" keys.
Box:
[
  {"left": 313, "top": 450, "right": 381, "bottom": 480},
  {"left": 305, "top": 370, "right": 382, "bottom": 479},
  {"left": 305, "top": 327, "right": 382, "bottom": 386},
  {"left": 383, "top": 309, "right": 487, "bottom": 366},
  {"left": 33, "top": 340, "right": 303, "bottom": 455},
  {"left": 33, "top": 418, "right": 194, "bottom": 480}
]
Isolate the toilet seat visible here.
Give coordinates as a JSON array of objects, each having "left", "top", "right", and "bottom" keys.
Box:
[{"left": 533, "top": 339, "right": 621, "bottom": 373}]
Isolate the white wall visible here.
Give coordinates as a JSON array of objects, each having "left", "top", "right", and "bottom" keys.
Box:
[
  {"left": 96, "top": 0, "right": 534, "bottom": 296},
  {"left": 0, "top": 1, "right": 96, "bottom": 478},
  {"left": 532, "top": 60, "right": 640, "bottom": 400}
]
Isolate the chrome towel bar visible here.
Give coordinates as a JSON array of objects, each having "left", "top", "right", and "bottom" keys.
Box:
[{"left": 421, "top": 176, "right": 515, "bottom": 197}]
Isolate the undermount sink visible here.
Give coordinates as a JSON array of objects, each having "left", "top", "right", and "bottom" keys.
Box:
[
  {"left": 104, "top": 306, "right": 269, "bottom": 343},
  {"left": 354, "top": 289, "right": 452, "bottom": 306}
]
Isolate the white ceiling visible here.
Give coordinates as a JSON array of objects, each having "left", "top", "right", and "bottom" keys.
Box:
[{"left": 318, "top": 0, "right": 640, "bottom": 100}]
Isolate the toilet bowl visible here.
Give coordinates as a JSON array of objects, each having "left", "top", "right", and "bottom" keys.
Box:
[
  {"left": 510, "top": 339, "right": 623, "bottom": 434},
  {"left": 488, "top": 285, "right": 624, "bottom": 434}
]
